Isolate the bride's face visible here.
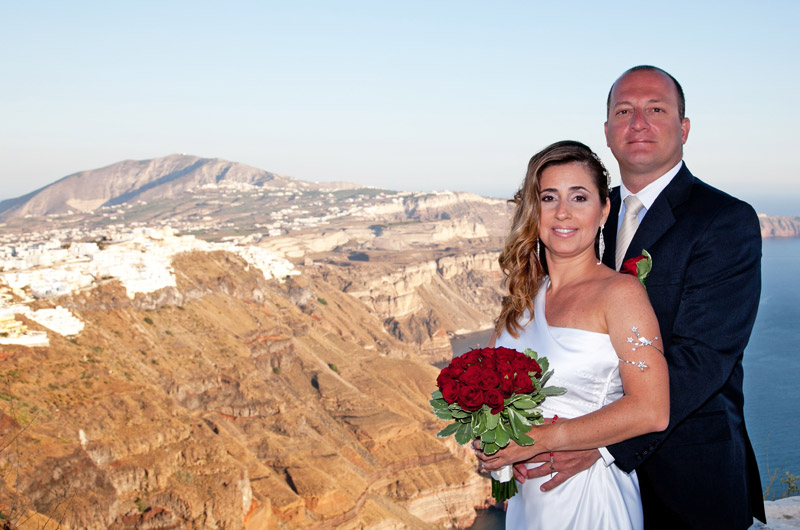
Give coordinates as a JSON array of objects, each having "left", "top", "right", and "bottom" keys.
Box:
[{"left": 538, "top": 162, "right": 610, "bottom": 262}]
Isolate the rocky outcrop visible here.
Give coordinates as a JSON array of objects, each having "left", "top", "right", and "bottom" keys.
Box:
[
  {"left": 370, "top": 219, "right": 489, "bottom": 251},
  {"left": 261, "top": 219, "right": 493, "bottom": 258},
  {"left": 345, "top": 252, "right": 499, "bottom": 318},
  {"left": 402, "top": 191, "right": 506, "bottom": 218},
  {"left": 760, "top": 214, "right": 800, "bottom": 238},
  {"left": 755, "top": 496, "right": 800, "bottom": 529},
  {"left": 343, "top": 251, "right": 502, "bottom": 363}
]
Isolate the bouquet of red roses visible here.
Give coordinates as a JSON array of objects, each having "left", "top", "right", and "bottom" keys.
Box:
[{"left": 430, "top": 346, "right": 565, "bottom": 502}]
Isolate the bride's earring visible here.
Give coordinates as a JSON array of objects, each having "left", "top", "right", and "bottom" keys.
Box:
[
  {"left": 536, "top": 238, "right": 541, "bottom": 257},
  {"left": 598, "top": 225, "right": 605, "bottom": 261}
]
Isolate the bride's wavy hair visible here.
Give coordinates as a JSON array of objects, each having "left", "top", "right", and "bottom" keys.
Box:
[{"left": 496, "top": 140, "right": 610, "bottom": 338}]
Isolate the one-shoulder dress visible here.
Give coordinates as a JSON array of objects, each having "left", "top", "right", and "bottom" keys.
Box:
[{"left": 495, "top": 277, "right": 643, "bottom": 530}]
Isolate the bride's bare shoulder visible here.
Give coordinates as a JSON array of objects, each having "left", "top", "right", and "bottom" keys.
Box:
[{"left": 600, "top": 271, "right": 649, "bottom": 308}]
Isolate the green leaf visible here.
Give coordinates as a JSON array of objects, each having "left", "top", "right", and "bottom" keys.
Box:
[
  {"left": 479, "top": 407, "right": 497, "bottom": 435},
  {"left": 507, "top": 412, "right": 521, "bottom": 438},
  {"left": 455, "top": 421, "right": 474, "bottom": 445},
  {"left": 486, "top": 411, "right": 499, "bottom": 430},
  {"left": 449, "top": 407, "right": 470, "bottom": 419},
  {"left": 541, "top": 386, "right": 567, "bottom": 396},
  {"left": 523, "top": 348, "right": 539, "bottom": 360},
  {"left": 508, "top": 408, "right": 531, "bottom": 437},
  {"left": 482, "top": 441, "right": 500, "bottom": 455},
  {"left": 434, "top": 409, "right": 454, "bottom": 420},
  {"left": 430, "top": 398, "right": 449, "bottom": 410},
  {"left": 495, "top": 425, "right": 510, "bottom": 447},
  {"left": 511, "top": 397, "right": 536, "bottom": 409},
  {"left": 517, "top": 408, "right": 542, "bottom": 422},
  {"left": 437, "top": 422, "right": 460, "bottom": 438},
  {"left": 431, "top": 390, "right": 443, "bottom": 400},
  {"left": 472, "top": 410, "right": 486, "bottom": 436},
  {"left": 538, "top": 357, "right": 550, "bottom": 373},
  {"left": 638, "top": 250, "right": 653, "bottom": 279},
  {"left": 514, "top": 432, "right": 535, "bottom": 446},
  {"left": 481, "top": 427, "right": 496, "bottom": 444}
]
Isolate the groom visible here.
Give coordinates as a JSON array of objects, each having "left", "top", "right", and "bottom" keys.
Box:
[{"left": 523, "top": 66, "right": 767, "bottom": 529}]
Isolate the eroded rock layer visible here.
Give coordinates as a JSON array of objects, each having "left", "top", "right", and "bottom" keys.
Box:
[{"left": 0, "top": 251, "right": 492, "bottom": 528}]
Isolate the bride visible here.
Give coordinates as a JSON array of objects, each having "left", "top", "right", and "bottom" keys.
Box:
[{"left": 475, "top": 140, "right": 669, "bottom": 529}]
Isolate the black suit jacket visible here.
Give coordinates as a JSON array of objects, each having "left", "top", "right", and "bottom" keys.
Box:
[{"left": 602, "top": 163, "right": 765, "bottom": 529}]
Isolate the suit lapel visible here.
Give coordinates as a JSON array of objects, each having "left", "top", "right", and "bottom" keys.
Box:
[{"left": 608, "top": 164, "right": 696, "bottom": 267}]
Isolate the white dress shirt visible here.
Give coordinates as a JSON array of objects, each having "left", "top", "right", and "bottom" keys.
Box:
[{"left": 616, "top": 161, "right": 684, "bottom": 235}]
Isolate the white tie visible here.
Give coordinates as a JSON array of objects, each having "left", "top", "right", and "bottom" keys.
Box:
[{"left": 616, "top": 195, "right": 644, "bottom": 270}]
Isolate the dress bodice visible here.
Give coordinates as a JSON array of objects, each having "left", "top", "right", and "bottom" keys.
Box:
[{"left": 496, "top": 277, "right": 623, "bottom": 420}]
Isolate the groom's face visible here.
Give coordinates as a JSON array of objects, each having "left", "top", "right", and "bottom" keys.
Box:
[{"left": 605, "top": 69, "right": 690, "bottom": 188}]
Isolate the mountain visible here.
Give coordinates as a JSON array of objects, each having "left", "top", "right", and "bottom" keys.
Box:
[{"left": 0, "top": 154, "right": 360, "bottom": 220}]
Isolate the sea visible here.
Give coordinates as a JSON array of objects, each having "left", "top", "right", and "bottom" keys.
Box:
[{"left": 460, "top": 236, "right": 800, "bottom": 529}]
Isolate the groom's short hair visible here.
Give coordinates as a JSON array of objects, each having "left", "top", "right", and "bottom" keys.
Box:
[{"left": 606, "top": 65, "right": 686, "bottom": 119}]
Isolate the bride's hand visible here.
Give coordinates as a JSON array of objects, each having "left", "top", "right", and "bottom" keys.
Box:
[{"left": 472, "top": 439, "right": 541, "bottom": 472}]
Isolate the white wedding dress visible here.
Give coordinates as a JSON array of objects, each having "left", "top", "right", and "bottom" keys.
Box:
[{"left": 495, "top": 277, "right": 643, "bottom": 530}]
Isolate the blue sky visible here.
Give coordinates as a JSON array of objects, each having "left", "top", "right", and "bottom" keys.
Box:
[{"left": 2, "top": 1, "right": 799, "bottom": 214}]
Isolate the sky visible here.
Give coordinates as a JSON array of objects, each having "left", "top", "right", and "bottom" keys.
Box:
[{"left": 2, "top": 1, "right": 799, "bottom": 214}]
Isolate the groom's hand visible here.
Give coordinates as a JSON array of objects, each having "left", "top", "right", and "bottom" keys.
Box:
[{"left": 522, "top": 449, "right": 601, "bottom": 491}]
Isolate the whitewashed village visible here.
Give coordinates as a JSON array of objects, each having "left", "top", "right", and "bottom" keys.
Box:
[
  {"left": 0, "top": 224, "right": 302, "bottom": 348},
  {"left": 0, "top": 180, "right": 442, "bottom": 350}
]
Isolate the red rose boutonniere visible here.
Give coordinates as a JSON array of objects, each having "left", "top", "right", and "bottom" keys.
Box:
[{"left": 621, "top": 249, "right": 652, "bottom": 288}]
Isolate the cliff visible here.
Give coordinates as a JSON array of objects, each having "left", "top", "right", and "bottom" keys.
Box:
[
  {"left": 0, "top": 251, "right": 492, "bottom": 528},
  {"left": 759, "top": 214, "right": 800, "bottom": 239},
  {"left": 341, "top": 252, "right": 502, "bottom": 364}
]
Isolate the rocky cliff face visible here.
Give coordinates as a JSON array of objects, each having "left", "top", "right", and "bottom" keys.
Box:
[
  {"left": 759, "top": 214, "right": 800, "bottom": 238},
  {"left": 342, "top": 251, "right": 502, "bottom": 364},
  {"left": 0, "top": 251, "right": 492, "bottom": 528}
]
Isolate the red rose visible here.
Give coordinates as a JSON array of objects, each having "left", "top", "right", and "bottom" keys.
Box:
[
  {"left": 621, "top": 250, "right": 652, "bottom": 288},
  {"left": 450, "top": 356, "right": 467, "bottom": 371},
  {"left": 461, "top": 349, "right": 482, "bottom": 365},
  {"left": 440, "top": 379, "right": 461, "bottom": 404},
  {"left": 497, "top": 360, "right": 515, "bottom": 378},
  {"left": 484, "top": 388, "right": 505, "bottom": 415},
  {"left": 480, "top": 350, "right": 496, "bottom": 371},
  {"left": 479, "top": 368, "right": 501, "bottom": 390},
  {"left": 460, "top": 365, "right": 483, "bottom": 386},
  {"left": 499, "top": 375, "right": 515, "bottom": 397},
  {"left": 457, "top": 385, "right": 484, "bottom": 411},
  {"left": 436, "top": 366, "right": 460, "bottom": 388},
  {"left": 495, "top": 347, "right": 518, "bottom": 364},
  {"left": 514, "top": 373, "right": 534, "bottom": 394},
  {"left": 511, "top": 358, "right": 530, "bottom": 377},
  {"left": 526, "top": 358, "right": 542, "bottom": 376},
  {"left": 621, "top": 255, "right": 646, "bottom": 276}
]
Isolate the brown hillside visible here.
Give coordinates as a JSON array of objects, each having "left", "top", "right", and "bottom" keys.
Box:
[{"left": 0, "top": 251, "right": 490, "bottom": 529}]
